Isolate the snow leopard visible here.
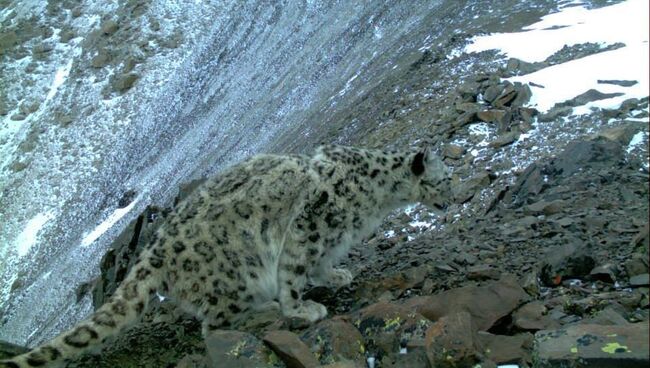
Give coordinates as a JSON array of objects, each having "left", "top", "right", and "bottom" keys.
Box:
[{"left": 2, "top": 144, "right": 452, "bottom": 367}]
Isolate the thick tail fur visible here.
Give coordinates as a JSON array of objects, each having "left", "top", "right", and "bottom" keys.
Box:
[{"left": 1, "top": 255, "right": 162, "bottom": 368}]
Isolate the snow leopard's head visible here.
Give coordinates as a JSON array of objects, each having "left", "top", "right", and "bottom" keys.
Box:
[{"left": 409, "top": 147, "right": 452, "bottom": 212}]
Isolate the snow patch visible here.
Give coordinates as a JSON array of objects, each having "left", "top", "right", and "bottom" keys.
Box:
[
  {"left": 627, "top": 131, "right": 648, "bottom": 153},
  {"left": 45, "top": 60, "right": 73, "bottom": 103},
  {"left": 15, "top": 212, "right": 55, "bottom": 257},
  {"left": 465, "top": 0, "right": 649, "bottom": 113},
  {"left": 81, "top": 198, "right": 140, "bottom": 247}
]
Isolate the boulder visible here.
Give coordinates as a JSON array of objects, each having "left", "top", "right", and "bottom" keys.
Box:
[
  {"left": 263, "top": 330, "right": 320, "bottom": 368},
  {"left": 534, "top": 323, "right": 649, "bottom": 367},
  {"left": 403, "top": 275, "right": 529, "bottom": 331}
]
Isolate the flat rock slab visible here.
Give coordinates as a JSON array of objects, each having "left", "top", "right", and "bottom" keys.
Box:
[
  {"left": 204, "top": 330, "right": 273, "bottom": 368},
  {"left": 263, "top": 330, "right": 320, "bottom": 368},
  {"left": 403, "top": 275, "right": 529, "bottom": 331},
  {"left": 534, "top": 323, "right": 650, "bottom": 368}
]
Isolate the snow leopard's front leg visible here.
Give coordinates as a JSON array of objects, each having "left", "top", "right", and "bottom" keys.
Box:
[{"left": 277, "top": 238, "right": 327, "bottom": 322}]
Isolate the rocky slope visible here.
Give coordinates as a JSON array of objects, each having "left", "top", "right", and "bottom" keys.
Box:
[{"left": 1, "top": 0, "right": 648, "bottom": 367}]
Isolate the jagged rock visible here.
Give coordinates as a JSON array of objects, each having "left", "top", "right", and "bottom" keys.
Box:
[
  {"left": 477, "top": 332, "right": 533, "bottom": 366},
  {"left": 520, "top": 270, "right": 540, "bottom": 297},
  {"left": 524, "top": 199, "right": 566, "bottom": 216},
  {"left": 583, "top": 305, "right": 630, "bottom": 326},
  {"left": 101, "top": 19, "right": 119, "bottom": 35},
  {"left": 589, "top": 263, "right": 618, "bottom": 283},
  {"left": 505, "top": 57, "right": 541, "bottom": 75},
  {"left": 301, "top": 318, "right": 365, "bottom": 366},
  {"left": 629, "top": 274, "right": 649, "bottom": 287},
  {"left": 512, "top": 301, "right": 560, "bottom": 331},
  {"left": 511, "top": 83, "right": 532, "bottom": 107},
  {"left": 424, "top": 311, "right": 483, "bottom": 367},
  {"left": 351, "top": 302, "right": 431, "bottom": 359},
  {"left": 534, "top": 323, "right": 650, "bottom": 368},
  {"left": 112, "top": 72, "right": 139, "bottom": 92},
  {"left": 452, "top": 171, "right": 493, "bottom": 203},
  {"left": 442, "top": 143, "right": 465, "bottom": 159},
  {"left": 540, "top": 242, "right": 596, "bottom": 286},
  {"left": 557, "top": 88, "right": 625, "bottom": 108},
  {"left": 538, "top": 105, "right": 572, "bottom": 122},
  {"left": 263, "top": 330, "right": 319, "bottom": 368},
  {"left": 452, "top": 111, "right": 477, "bottom": 127},
  {"left": 483, "top": 84, "right": 504, "bottom": 103},
  {"left": 467, "top": 265, "right": 500, "bottom": 280},
  {"left": 455, "top": 102, "right": 481, "bottom": 114},
  {"left": 454, "top": 251, "right": 477, "bottom": 266},
  {"left": 92, "top": 48, "right": 111, "bottom": 68},
  {"left": 175, "top": 353, "right": 208, "bottom": 368},
  {"left": 598, "top": 79, "right": 638, "bottom": 87},
  {"left": 517, "top": 107, "right": 538, "bottom": 124},
  {"left": 492, "top": 83, "right": 517, "bottom": 108},
  {"left": 403, "top": 275, "right": 529, "bottom": 331},
  {"left": 489, "top": 131, "right": 519, "bottom": 148},
  {"left": 624, "top": 254, "right": 649, "bottom": 277},
  {"left": 205, "top": 330, "right": 273, "bottom": 368},
  {"left": 476, "top": 109, "right": 507, "bottom": 123}
]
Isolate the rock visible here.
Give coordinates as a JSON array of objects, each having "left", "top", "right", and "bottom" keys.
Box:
[
  {"left": 457, "top": 81, "right": 480, "bottom": 99},
  {"left": 524, "top": 199, "right": 565, "bottom": 216},
  {"left": 320, "top": 362, "right": 358, "bottom": 368},
  {"left": 534, "top": 323, "right": 650, "bottom": 368},
  {"left": 483, "top": 84, "right": 504, "bottom": 103},
  {"left": 92, "top": 48, "right": 111, "bottom": 68},
  {"left": 583, "top": 305, "right": 629, "bottom": 326},
  {"left": 512, "top": 301, "right": 560, "bottom": 331},
  {"left": 175, "top": 354, "right": 207, "bottom": 368},
  {"left": 540, "top": 242, "right": 596, "bottom": 286},
  {"left": 301, "top": 318, "right": 365, "bottom": 366},
  {"left": 492, "top": 83, "right": 517, "bottom": 108},
  {"left": 424, "top": 311, "right": 483, "bottom": 367},
  {"left": 477, "top": 332, "right": 533, "bottom": 365},
  {"left": 10, "top": 113, "right": 26, "bottom": 121},
  {"left": 0, "top": 31, "right": 18, "bottom": 49},
  {"left": 520, "top": 270, "right": 540, "bottom": 296},
  {"left": 597, "top": 124, "right": 646, "bottom": 146},
  {"left": 488, "top": 131, "right": 519, "bottom": 148},
  {"left": 452, "top": 111, "right": 476, "bottom": 127},
  {"left": 0, "top": 339, "right": 29, "bottom": 360},
  {"left": 538, "top": 105, "right": 572, "bottom": 122},
  {"left": 442, "top": 143, "right": 465, "bottom": 159},
  {"left": 403, "top": 275, "right": 529, "bottom": 331},
  {"left": 204, "top": 330, "right": 271, "bottom": 368},
  {"left": 517, "top": 107, "right": 538, "bottom": 124},
  {"left": 550, "top": 139, "right": 625, "bottom": 178},
  {"left": 452, "top": 171, "right": 493, "bottom": 203},
  {"left": 557, "top": 88, "right": 625, "bottom": 108},
  {"left": 454, "top": 251, "right": 477, "bottom": 266},
  {"left": 112, "top": 72, "right": 139, "bottom": 92},
  {"left": 476, "top": 109, "right": 506, "bottom": 123},
  {"left": 624, "top": 255, "right": 649, "bottom": 277},
  {"left": 101, "top": 19, "right": 119, "bottom": 35},
  {"left": 467, "top": 265, "right": 500, "bottom": 281},
  {"left": 629, "top": 274, "right": 649, "bottom": 287},
  {"left": 505, "top": 57, "right": 540, "bottom": 75},
  {"left": 511, "top": 83, "right": 532, "bottom": 107},
  {"left": 352, "top": 302, "right": 431, "bottom": 359},
  {"left": 380, "top": 349, "right": 430, "bottom": 367},
  {"left": 589, "top": 263, "right": 618, "bottom": 283},
  {"left": 263, "top": 330, "right": 320, "bottom": 368},
  {"left": 455, "top": 102, "right": 481, "bottom": 114}
]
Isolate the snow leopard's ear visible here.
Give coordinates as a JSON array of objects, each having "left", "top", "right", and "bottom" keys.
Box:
[{"left": 410, "top": 147, "right": 430, "bottom": 176}]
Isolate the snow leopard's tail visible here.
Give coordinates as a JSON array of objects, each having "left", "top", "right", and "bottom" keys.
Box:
[{"left": 1, "top": 248, "right": 164, "bottom": 368}]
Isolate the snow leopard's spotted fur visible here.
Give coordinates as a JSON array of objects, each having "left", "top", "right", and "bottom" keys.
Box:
[{"left": 2, "top": 145, "right": 451, "bottom": 367}]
